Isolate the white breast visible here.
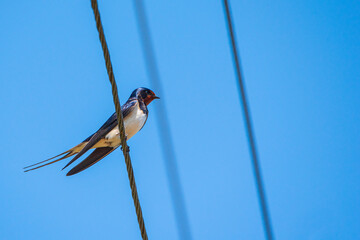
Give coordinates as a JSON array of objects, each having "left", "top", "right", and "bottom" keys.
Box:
[
  {"left": 123, "top": 104, "right": 147, "bottom": 140},
  {"left": 104, "top": 102, "right": 147, "bottom": 147}
]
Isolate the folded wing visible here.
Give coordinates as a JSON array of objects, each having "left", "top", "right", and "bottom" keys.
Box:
[{"left": 66, "top": 147, "right": 116, "bottom": 176}]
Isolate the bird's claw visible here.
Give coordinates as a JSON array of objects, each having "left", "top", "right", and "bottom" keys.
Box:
[{"left": 121, "top": 145, "right": 130, "bottom": 153}]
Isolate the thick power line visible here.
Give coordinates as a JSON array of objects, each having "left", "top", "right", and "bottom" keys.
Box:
[{"left": 91, "top": 0, "right": 148, "bottom": 239}]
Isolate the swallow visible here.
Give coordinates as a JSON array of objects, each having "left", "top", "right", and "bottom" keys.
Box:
[{"left": 24, "top": 87, "right": 159, "bottom": 176}]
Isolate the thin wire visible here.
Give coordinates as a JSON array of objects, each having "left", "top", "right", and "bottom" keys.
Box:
[
  {"left": 223, "top": 1, "right": 275, "bottom": 240},
  {"left": 90, "top": 0, "right": 148, "bottom": 239},
  {"left": 132, "top": 0, "right": 193, "bottom": 239}
]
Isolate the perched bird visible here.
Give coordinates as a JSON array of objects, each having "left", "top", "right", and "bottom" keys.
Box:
[{"left": 24, "top": 87, "right": 159, "bottom": 176}]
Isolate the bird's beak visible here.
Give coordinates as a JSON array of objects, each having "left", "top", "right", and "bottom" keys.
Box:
[{"left": 153, "top": 96, "right": 160, "bottom": 99}]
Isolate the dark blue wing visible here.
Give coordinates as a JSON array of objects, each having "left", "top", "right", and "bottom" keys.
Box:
[{"left": 66, "top": 147, "right": 116, "bottom": 176}]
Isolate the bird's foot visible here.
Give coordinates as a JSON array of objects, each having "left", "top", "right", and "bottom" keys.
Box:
[{"left": 121, "top": 145, "right": 130, "bottom": 153}]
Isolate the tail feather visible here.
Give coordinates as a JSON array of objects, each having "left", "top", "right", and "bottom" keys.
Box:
[
  {"left": 23, "top": 151, "right": 70, "bottom": 169},
  {"left": 24, "top": 142, "right": 87, "bottom": 173},
  {"left": 24, "top": 152, "right": 76, "bottom": 172}
]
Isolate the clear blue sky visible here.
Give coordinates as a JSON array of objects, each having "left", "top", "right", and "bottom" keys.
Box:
[{"left": 1, "top": 1, "right": 359, "bottom": 239}]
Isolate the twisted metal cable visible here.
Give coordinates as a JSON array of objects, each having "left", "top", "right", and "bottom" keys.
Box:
[
  {"left": 90, "top": 0, "right": 148, "bottom": 239},
  {"left": 223, "top": 0, "right": 275, "bottom": 240}
]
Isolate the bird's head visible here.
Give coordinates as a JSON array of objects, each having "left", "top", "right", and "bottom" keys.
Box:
[{"left": 130, "top": 87, "right": 160, "bottom": 105}]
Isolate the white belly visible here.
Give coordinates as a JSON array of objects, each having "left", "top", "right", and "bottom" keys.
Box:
[{"left": 104, "top": 104, "right": 147, "bottom": 147}]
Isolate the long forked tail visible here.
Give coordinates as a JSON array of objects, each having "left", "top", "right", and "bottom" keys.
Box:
[{"left": 24, "top": 143, "right": 86, "bottom": 173}]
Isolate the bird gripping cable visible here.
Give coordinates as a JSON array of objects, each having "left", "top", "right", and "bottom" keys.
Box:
[{"left": 90, "top": 0, "right": 148, "bottom": 239}]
